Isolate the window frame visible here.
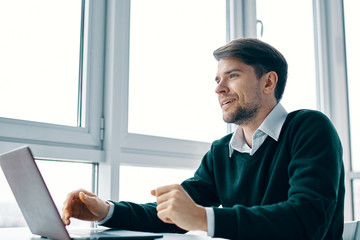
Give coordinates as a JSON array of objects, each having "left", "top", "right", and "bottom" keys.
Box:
[
  {"left": 312, "top": 0, "right": 352, "bottom": 221},
  {"left": 102, "top": 0, "right": 231, "bottom": 170},
  {"left": 1, "top": 0, "right": 356, "bottom": 222},
  {"left": 98, "top": 0, "right": 244, "bottom": 201}
]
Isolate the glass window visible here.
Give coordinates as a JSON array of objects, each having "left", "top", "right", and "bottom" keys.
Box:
[
  {"left": 343, "top": 0, "right": 360, "bottom": 172},
  {"left": 0, "top": 168, "right": 26, "bottom": 227},
  {"left": 256, "top": 0, "right": 317, "bottom": 112},
  {"left": 352, "top": 179, "right": 360, "bottom": 220},
  {"left": 0, "top": 0, "right": 82, "bottom": 127},
  {"left": 0, "top": 160, "right": 93, "bottom": 227},
  {"left": 119, "top": 165, "right": 195, "bottom": 203},
  {"left": 128, "top": 0, "right": 227, "bottom": 143}
]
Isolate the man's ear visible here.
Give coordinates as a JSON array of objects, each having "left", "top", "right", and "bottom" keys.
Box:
[{"left": 263, "top": 71, "right": 278, "bottom": 95}]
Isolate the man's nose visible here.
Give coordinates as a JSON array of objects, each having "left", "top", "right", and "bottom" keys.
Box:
[{"left": 215, "top": 80, "right": 229, "bottom": 94}]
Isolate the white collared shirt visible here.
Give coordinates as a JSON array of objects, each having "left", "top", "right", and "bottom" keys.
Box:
[
  {"left": 206, "top": 103, "right": 288, "bottom": 237},
  {"left": 229, "top": 103, "right": 288, "bottom": 156}
]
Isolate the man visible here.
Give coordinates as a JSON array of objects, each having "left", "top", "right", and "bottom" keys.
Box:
[{"left": 62, "top": 38, "right": 344, "bottom": 239}]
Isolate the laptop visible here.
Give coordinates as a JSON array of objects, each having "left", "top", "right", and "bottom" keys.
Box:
[{"left": 0, "top": 146, "right": 163, "bottom": 240}]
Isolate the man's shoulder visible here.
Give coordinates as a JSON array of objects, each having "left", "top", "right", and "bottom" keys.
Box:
[
  {"left": 286, "top": 109, "right": 332, "bottom": 127},
  {"left": 284, "top": 109, "right": 339, "bottom": 140}
]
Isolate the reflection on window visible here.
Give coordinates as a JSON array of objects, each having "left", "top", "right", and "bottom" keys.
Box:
[
  {"left": 0, "top": 0, "right": 82, "bottom": 126},
  {"left": 343, "top": 0, "right": 360, "bottom": 172},
  {"left": 128, "top": 0, "right": 227, "bottom": 142},
  {"left": 256, "top": 0, "right": 317, "bottom": 112},
  {"left": 119, "top": 165, "right": 195, "bottom": 203},
  {"left": 0, "top": 160, "right": 94, "bottom": 227}
]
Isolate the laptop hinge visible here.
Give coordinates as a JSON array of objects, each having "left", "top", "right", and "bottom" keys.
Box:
[{"left": 100, "top": 117, "right": 105, "bottom": 141}]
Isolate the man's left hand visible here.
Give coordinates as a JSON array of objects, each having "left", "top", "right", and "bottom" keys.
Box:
[{"left": 151, "top": 184, "right": 207, "bottom": 232}]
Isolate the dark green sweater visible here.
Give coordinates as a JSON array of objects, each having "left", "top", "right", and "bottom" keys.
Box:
[{"left": 104, "top": 110, "right": 345, "bottom": 240}]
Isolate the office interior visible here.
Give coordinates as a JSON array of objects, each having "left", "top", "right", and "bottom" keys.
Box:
[{"left": 0, "top": 0, "right": 359, "bottom": 233}]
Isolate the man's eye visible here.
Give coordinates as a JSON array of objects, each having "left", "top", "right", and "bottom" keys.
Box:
[{"left": 230, "top": 73, "right": 238, "bottom": 78}]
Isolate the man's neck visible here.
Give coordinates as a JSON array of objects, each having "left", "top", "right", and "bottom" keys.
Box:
[{"left": 242, "top": 104, "right": 277, "bottom": 148}]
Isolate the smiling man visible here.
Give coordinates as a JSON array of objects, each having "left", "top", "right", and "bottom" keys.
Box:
[{"left": 62, "top": 38, "right": 345, "bottom": 240}]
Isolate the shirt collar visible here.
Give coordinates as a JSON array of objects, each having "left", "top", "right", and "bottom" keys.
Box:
[{"left": 229, "top": 103, "right": 288, "bottom": 157}]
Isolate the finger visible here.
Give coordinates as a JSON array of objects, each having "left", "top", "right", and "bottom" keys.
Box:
[
  {"left": 61, "top": 193, "right": 77, "bottom": 222},
  {"left": 155, "top": 198, "right": 169, "bottom": 212},
  {"left": 79, "top": 191, "right": 87, "bottom": 203},
  {"left": 61, "top": 204, "right": 72, "bottom": 225},
  {"left": 61, "top": 189, "right": 90, "bottom": 222},
  {"left": 153, "top": 184, "right": 181, "bottom": 197},
  {"left": 79, "top": 192, "right": 99, "bottom": 213},
  {"left": 63, "top": 189, "right": 84, "bottom": 210},
  {"left": 156, "top": 186, "right": 187, "bottom": 207},
  {"left": 150, "top": 189, "right": 156, "bottom": 196},
  {"left": 61, "top": 211, "right": 70, "bottom": 225},
  {"left": 155, "top": 191, "right": 173, "bottom": 205},
  {"left": 79, "top": 189, "right": 97, "bottom": 197},
  {"left": 79, "top": 192, "right": 110, "bottom": 220}
]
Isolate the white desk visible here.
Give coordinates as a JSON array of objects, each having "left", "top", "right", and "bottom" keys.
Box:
[{"left": 0, "top": 227, "right": 227, "bottom": 240}]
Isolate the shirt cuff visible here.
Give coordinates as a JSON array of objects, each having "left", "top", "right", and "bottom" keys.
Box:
[
  {"left": 97, "top": 201, "right": 115, "bottom": 225},
  {"left": 205, "top": 207, "right": 215, "bottom": 237}
]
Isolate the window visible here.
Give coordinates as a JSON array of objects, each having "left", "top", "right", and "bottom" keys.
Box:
[
  {"left": 353, "top": 180, "right": 360, "bottom": 220},
  {"left": 99, "top": 0, "right": 233, "bottom": 202},
  {"left": 128, "top": 0, "right": 227, "bottom": 143},
  {"left": 0, "top": 0, "right": 82, "bottom": 126},
  {"left": 0, "top": 0, "right": 105, "bottom": 161},
  {"left": 256, "top": 0, "right": 317, "bottom": 112},
  {"left": 343, "top": 0, "right": 360, "bottom": 220},
  {"left": 119, "top": 165, "right": 194, "bottom": 203},
  {"left": 1, "top": 0, "right": 357, "bottom": 228},
  {"left": 0, "top": 0, "right": 105, "bottom": 227},
  {"left": 343, "top": 0, "right": 360, "bottom": 172}
]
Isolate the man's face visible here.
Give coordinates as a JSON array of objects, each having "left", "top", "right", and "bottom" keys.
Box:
[{"left": 215, "top": 58, "right": 262, "bottom": 125}]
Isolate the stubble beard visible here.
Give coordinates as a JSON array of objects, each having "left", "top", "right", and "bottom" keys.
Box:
[{"left": 223, "top": 103, "right": 260, "bottom": 125}]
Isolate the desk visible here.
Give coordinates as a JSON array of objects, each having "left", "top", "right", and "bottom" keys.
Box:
[{"left": 0, "top": 227, "right": 227, "bottom": 240}]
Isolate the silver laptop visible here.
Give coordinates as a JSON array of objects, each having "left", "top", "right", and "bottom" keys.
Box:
[{"left": 0, "top": 146, "right": 163, "bottom": 240}]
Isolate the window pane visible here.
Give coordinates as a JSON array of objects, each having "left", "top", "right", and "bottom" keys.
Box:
[
  {"left": 256, "top": 0, "right": 317, "bottom": 112},
  {"left": 128, "top": 0, "right": 227, "bottom": 142},
  {"left": 0, "top": 160, "right": 93, "bottom": 227},
  {"left": 119, "top": 165, "right": 194, "bottom": 203},
  {"left": 353, "top": 179, "right": 360, "bottom": 220},
  {"left": 0, "top": 168, "right": 26, "bottom": 227},
  {"left": 0, "top": 0, "right": 82, "bottom": 126},
  {"left": 343, "top": 0, "right": 360, "bottom": 171}
]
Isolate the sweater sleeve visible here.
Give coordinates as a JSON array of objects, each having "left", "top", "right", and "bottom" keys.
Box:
[
  {"left": 212, "top": 111, "right": 344, "bottom": 240},
  {"left": 102, "top": 140, "right": 225, "bottom": 233},
  {"left": 102, "top": 201, "right": 186, "bottom": 233},
  {"left": 181, "top": 150, "right": 222, "bottom": 207}
]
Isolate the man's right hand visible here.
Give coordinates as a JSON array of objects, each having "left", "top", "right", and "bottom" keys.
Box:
[{"left": 61, "top": 189, "right": 110, "bottom": 225}]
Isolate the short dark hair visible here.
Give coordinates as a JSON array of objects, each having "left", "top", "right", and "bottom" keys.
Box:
[{"left": 213, "top": 38, "right": 288, "bottom": 102}]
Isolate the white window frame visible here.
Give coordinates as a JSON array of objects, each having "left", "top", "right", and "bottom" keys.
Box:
[
  {"left": 0, "top": 0, "right": 105, "bottom": 163},
  {"left": 101, "top": 0, "right": 237, "bottom": 170},
  {"left": 313, "top": 0, "right": 353, "bottom": 221}
]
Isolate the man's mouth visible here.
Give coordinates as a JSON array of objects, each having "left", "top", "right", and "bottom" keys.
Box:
[
  {"left": 222, "top": 99, "right": 233, "bottom": 105},
  {"left": 221, "top": 98, "right": 236, "bottom": 109}
]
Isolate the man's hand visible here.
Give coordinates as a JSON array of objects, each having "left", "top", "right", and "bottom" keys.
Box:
[
  {"left": 151, "top": 184, "right": 207, "bottom": 232},
  {"left": 61, "top": 189, "right": 110, "bottom": 225}
]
